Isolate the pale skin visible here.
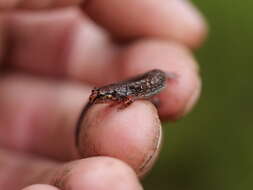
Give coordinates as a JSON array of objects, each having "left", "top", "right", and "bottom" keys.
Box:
[{"left": 0, "top": 0, "right": 207, "bottom": 189}]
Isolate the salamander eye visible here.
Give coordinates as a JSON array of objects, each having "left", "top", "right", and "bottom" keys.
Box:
[
  {"left": 106, "top": 94, "right": 113, "bottom": 99},
  {"left": 129, "top": 85, "right": 135, "bottom": 90},
  {"left": 92, "top": 87, "right": 99, "bottom": 94}
]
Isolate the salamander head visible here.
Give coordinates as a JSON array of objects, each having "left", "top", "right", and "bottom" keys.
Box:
[{"left": 89, "top": 87, "right": 120, "bottom": 104}]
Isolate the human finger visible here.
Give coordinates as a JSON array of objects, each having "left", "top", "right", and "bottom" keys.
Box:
[
  {"left": 77, "top": 100, "right": 162, "bottom": 176},
  {"left": 0, "top": 72, "right": 87, "bottom": 160},
  {"left": 50, "top": 157, "right": 143, "bottom": 190},
  {"left": 0, "top": 149, "right": 59, "bottom": 190},
  {"left": 3, "top": 8, "right": 119, "bottom": 84},
  {"left": 85, "top": 0, "right": 207, "bottom": 48},
  {"left": 0, "top": 0, "right": 83, "bottom": 9},
  {"left": 0, "top": 149, "right": 142, "bottom": 190},
  {"left": 114, "top": 40, "right": 201, "bottom": 120}
]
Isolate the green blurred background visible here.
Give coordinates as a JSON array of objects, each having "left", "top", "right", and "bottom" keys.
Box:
[{"left": 144, "top": 0, "right": 253, "bottom": 189}]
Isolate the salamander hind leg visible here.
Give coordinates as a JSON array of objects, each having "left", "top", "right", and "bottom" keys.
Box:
[{"left": 109, "top": 101, "right": 120, "bottom": 107}]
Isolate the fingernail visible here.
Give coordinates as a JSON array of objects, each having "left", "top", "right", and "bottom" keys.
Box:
[
  {"left": 184, "top": 77, "right": 202, "bottom": 115},
  {"left": 138, "top": 111, "right": 163, "bottom": 178},
  {"left": 75, "top": 102, "right": 92, "bottom": 147},
  {"left": 173, "top": 0, "right": 208, "bottom": 47}
]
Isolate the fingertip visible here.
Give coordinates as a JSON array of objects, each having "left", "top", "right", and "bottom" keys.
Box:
[
  {"left": 77, "top": 101, "right": 162, "bottom": 175},
  {"left": 116, "top": 40, "right": 202, "bottom": 120},
  {"left": 174, "top": 0, "right": 208, "bottom": 48},
  {"left": 159, "top": 70, "right": 202, "bottom": 120},
  {"left": 182, "top": 74, "right": 202, "bottom": 116},
  {"left": 52, "top": 157, "right": 143, "bottom": 190}
]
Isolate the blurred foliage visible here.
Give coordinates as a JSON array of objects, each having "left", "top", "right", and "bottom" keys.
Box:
[{"left": 143, "top": 0, "right": 253, "bottom": 189}]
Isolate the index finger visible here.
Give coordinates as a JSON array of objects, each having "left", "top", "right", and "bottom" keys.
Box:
[{"left": 0, "top": 0, "right": 82, "bottom": 9}]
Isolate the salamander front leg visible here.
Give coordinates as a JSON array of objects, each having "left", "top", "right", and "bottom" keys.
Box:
[{"left": 118, "top": 97, "right": 134, "bottom": 109}]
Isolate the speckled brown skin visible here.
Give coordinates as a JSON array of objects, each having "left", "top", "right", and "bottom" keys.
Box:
[
  {"left": 89, "top": 69, "right": 175, "bottom": 104},
  {"left": 75, "top": 69, "right": 175, "bottom": 146}
]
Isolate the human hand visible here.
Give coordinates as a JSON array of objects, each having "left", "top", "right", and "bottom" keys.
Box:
[{"left": 0, "top": 0, "right": 207, "bottom": 189}]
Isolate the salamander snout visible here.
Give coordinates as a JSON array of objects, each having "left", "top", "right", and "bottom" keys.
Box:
[
  {"left": 89, "top": 88, "right": 119, "bottom": 104},
  {"left": 88, "top": 88, "right": 99, "bottom": 103}
]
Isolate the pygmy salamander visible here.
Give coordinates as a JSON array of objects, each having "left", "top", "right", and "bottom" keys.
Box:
[
  {"left": 89, "top": 69, "right": 175, "bottom": 106},
  {"left": 75, "top": 69, "right": 176, "bottom": 146}
]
